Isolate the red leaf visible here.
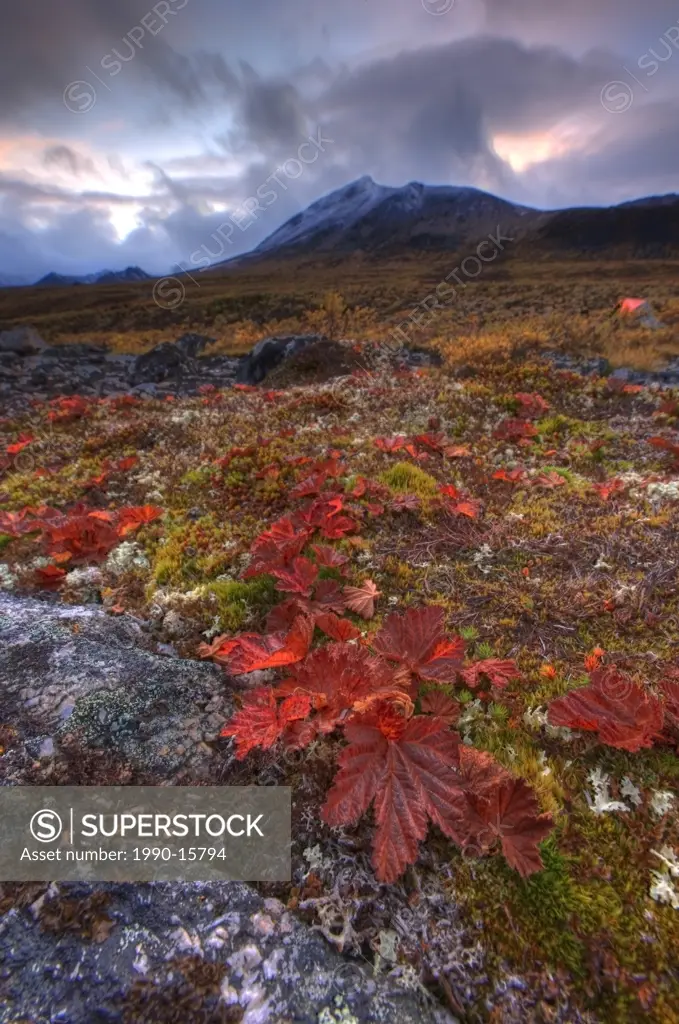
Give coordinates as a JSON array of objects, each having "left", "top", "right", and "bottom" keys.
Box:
[
  {"left": 250, "top": 615, "right": 314, "bottom": 670},
  {"left": 493, "top": 418, "right": 538, "bottom": 443},
  {"left": 220, "top": 687, "right": 312, "bottom": 759},
  {"left": 449, "top": 500, "right": 481, "bottom": 519},
  {"left": 372, "top": 606, "right": 465, "bottom": 683},
  {"left": 311, "top": 544, "right": 350, "bottom": 572},
  {"left": 6, "top": 434, "right": 34, "bottom": 456},
  {"left": 492, "top": 467, "right": 527, "bottom": 484},
  {"left": 375, "top": 436, "right": 407, "bottom": 452},
  {"left": 532, "top": 472, "right": 566, "bottom": 490},
  {"left": 514, "top": 392, "right": 550, "bottom": 419},
  {"left": 270, "top": 556, "right": 319, "bottom": 596},
  {"left": 419, "top": 690, "right": 461, "bottom": 724},
  {"left": 35, "top": 565, "right": 66, "bottom": 588},
  {"left": 592, "top": 479, "right": 626, "bottom": 502},
  {"left": 458, "top": 747, "right": 553, "bottom": 877},
  {"left": 461, "top": 659, "right": 520, "bottom": 690},
  {"left": 279, "top": 644, "right": 397, "bottom": 737},
  {"left": 322, "top": 711, "right": 465, "bottom": 882},
  {"left": 315, "top": 613, "right": 362, "bottom": 642},
  {"left": 117, "top": 505, "right": 163, "bottom": 536},
  {"left": 547, "top": 668, "right": 664, "bottom": 751},
  {"left": 391, "top": 494, "right": 421, "bottom": 512},
  {"left": 343, "top": 579, "right": 381, "bottom": 619},
  {"left": 209, "top": 632, "right": 287, "bottom": 674},
  {"left": 310, "top": 579, "right": 347, "bottom": 615},
  {"left": 648, "top": 436, "right": 679, "bottom": 461},
  {"left": 443, "top": 445, "right": 471, "bottom": 458}
]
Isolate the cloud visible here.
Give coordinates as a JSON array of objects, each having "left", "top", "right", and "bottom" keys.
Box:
[
  {"left": 0, "top": 0, "right": 676, "bottom": 280},
  {"left": 43, "top": 144, "right": 97, "bottom": 176}
]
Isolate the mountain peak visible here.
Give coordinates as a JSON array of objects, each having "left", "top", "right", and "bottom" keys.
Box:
[{"left": 252, "top": 176, "right": 529, "bottom": 257}]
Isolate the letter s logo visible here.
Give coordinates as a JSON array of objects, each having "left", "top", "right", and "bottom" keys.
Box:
[{"left": 30, "top": 809, "right": 63, "bottom": 843}]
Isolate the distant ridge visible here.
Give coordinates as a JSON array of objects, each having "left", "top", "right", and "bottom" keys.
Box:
[
  {"left": 35, "top": 266, "right": 151, "bottom": 287},
  {"left": 214, "top": 176, "right": 679, "bottom": 263}
]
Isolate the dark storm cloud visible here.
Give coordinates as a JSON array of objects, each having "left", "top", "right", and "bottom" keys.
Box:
[
  {"left": 0, "top": 0, "right": 206, "bottom": 119},
  {"left": 43, "top": 145, "right": 97, "bottom": 176},
  {"left": 0, "top": 0, "right": 677, "bottom": 279}
]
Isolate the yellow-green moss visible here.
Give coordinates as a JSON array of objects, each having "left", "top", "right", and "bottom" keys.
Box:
[
  {"left": 380, "top": 461, "right": 439, "bottom": 497},
  {"left": 203, "top": 575, "right": 277, "bottom": 631}
]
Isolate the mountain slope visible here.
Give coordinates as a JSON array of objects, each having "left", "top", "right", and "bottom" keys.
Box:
[
  {"left": 243, "top": 176, "right": 679, "bottom": 262},
  {"left": 253, "top": 175, "right": 541, "bottom": 257}
]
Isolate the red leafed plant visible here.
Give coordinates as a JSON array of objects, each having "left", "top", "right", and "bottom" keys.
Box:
[
  {"left": 456, "top": 747, "right": 554, "bottom": 877},
  {"left": 547, "top": 668, "right": 664, "bottom": 752},
  {"left": 461, "top": 659, "right": 520, "bottom": 690},
  {"left": 372, "top": 606, "right": 465, "bottom": 684},
  {"left": 321, "top": 706, "right": 553, "bottom": 882},
  {"left": 493, "top": 418, "right": 538, "bottom": 444},
  {"left": 592, "top": 479, "right": 626, "bottom": 502},
  {"left": 270, "top": 556, "right": 319, "bottom": 596},
  {"left": 321, "top": 707, "right": 468, "bottom": 882},
  {"left": 514, "top": 392, "right": 550, "bottom": 419},
  {"left": 343, "top": 579, "right": 381, "bottom": 619},
  {"left": 200, "top": 615, "right": 313, "bottom": 674},
  {"left": 221, "top": 688, "right": 312, "bottom": 759},
  {"left": 648, "top": 435, "right": 679, "bottom": 463}
]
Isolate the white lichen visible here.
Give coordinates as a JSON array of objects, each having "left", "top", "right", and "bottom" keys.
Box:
[
  {"left": 105, "top": 541, "right": 150, "bottom": 576},
  {"left": 650, "top": 790, "right": 676, "bottom": 818},
  {"left": 0, "top": 563, "right": 17, "bottom": 591},
  {"left": 586, "top": 767, "right": 630, "bottom": 815},
  {"left": 650, "top": 847, "right": 679, "bottom": 910}
]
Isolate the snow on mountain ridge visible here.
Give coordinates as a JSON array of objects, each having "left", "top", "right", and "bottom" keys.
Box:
[{"left": 254, "top": 175, "right": 513, "bottom": 255}]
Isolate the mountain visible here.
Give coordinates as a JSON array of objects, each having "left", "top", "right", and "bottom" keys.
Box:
[
  {"left": 253, "top": 175, "right": 541, "bottom": 256},
  {"left": 239, "top": 176, "right": 679, "bottom": 261},
  {"left": 35, "top": 266, "right": 151, "bottom": 287}
]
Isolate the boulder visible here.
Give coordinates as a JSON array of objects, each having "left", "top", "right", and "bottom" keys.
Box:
[
  {"left": 131, "top": 334, "right": 216, "bottom": 385},
  {"left": 236, "top": 335, "right": 325, "bottom": 385},
  {"left": 0, "top": 880, "right": 446, "bottom": 1024},
  {"left": 0, "top": 592, "right": 231, "bottom": 780},
  {"left": 0, "top": 592, "right": 449, "bottom": 1024},
  {"left": 0, "top": 326, "right": 47, "bottom": 355}
]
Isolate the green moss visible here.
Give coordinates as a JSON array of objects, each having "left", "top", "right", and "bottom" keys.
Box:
[
  {"left": 380, "top": 461, "right": 439, "bottom": 497},
  {"left": 0, "top": 534, "right": 11, "bottom": 551},
  {"left": 203, "top": 575, "right": 277, "bottom": 631}
]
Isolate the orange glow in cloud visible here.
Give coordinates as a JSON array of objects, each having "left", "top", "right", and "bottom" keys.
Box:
[{"left": 492, "top": 129, "right": 575, "bottom": 172}]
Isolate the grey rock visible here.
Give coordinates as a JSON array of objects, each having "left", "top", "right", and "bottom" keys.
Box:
[
  {"left": 0, "top": 593, "right": 448, "bottom": 1024},
  {"left": 0, "top": 326, "right": 47, "bottom": 355},
  {"left": 175, "top": 332, "right": 217, "bottom": 359},
  {"left": 0, "top": 592, "right": 232, "bottom": 779},
  {"left": 131, "top": 334, "right": 217, "bottom": 385},
  {"left": 236, "top": 334, "right": 325, "bottom": 385},
  {"left": 0, "top": 880, "right": 446, "bottom": 1024}
]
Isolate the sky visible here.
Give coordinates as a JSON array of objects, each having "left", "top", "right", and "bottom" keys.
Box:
[{"left": 1, "top": 0, "right": 678, "bottom": 281}]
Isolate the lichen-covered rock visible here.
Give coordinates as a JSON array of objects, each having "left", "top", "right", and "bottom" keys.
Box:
[
  {"left": 0, "top": 325, "right": 47, "bottom": 354},
  {"left": 0, "top": 880, "right": 448, "bottom": 1024},
  {"left": 236, "top": 335, "right": 325, "bottom": 385},
  {"left": 0, "top": 592, "right": 449, "bottom": 1024},
  {"left": 0, "top": 592, "right": 232, "bottom": 779}
]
